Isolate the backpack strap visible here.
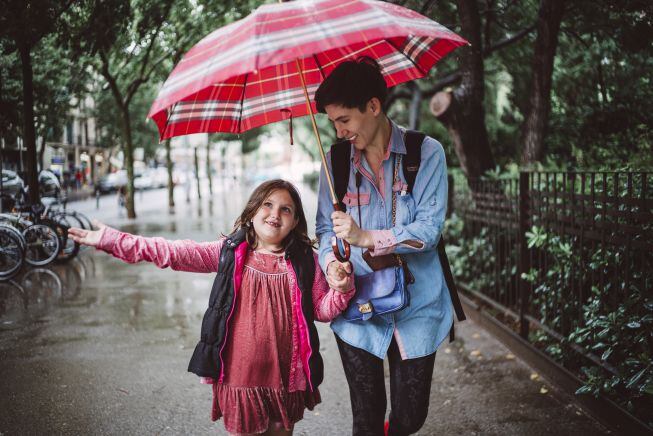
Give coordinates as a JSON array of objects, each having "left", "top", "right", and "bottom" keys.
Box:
[
  {"left": 402, "top": 130, "right": 426, "bottom": 194},
  {"left": 330, "top": 140, "right": 352, "bottom": 211}
]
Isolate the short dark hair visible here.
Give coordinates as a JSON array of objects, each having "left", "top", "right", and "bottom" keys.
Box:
[{"left": 315, "top": 57, "right": 387, "bottom": 113}]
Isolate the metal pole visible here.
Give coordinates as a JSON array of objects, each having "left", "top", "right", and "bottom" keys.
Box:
[
  {"left": 518, "top": 171, "right": 531, "bottom": 339},
  {"left": 0, "top": 138, "right": 4, "bottom": 212}
]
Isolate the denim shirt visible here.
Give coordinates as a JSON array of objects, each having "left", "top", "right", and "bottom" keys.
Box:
[{"left": 316, "top": 121, "right": 453, "bottom": 359}]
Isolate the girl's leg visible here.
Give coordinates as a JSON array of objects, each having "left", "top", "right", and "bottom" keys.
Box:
[
  {"left": 386, "top": 338, "right": 436, "bottom": 436},
  {"left": 335, "top": 334, "right": 386, "bottom": 436}
]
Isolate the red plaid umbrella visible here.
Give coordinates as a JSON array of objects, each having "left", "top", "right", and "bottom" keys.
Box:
[
  {"left": 148, "top": 0, "right": 467, "bottom": 138},
  {"left": 148, "top": 0, "right": 467, "bottom": 260}
]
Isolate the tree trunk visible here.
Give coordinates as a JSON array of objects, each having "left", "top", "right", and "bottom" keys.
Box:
[
  {"left": 18, "top": 41, "right": 40, "bottom": 205},
  {"left": 206, "top": 141, "right": 213, "bottom": 196},
  {"left": 194, "top": 146, "right": 201, "bottom": 200},
  {"left": 166, "top": 139, "right": 174, "bottom": 208},
  {"left": 119, "top": 107, "right": 136, "bottom": 219},
  {"left": 38, "top": 136, "right": 46, "bottom": 171},
  {"left": 520, "top": 0, "right": 566, "bottom": 165},
  {"left": 430, "top": 0, "right": 495, "bottom": 180},
  {"left": 408, "top": 82, "right": 422, "bottom": 130}
]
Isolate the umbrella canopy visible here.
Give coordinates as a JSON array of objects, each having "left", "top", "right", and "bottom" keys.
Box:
[{"left": 148, "top": 0, "right": 467, "bottom": 140}]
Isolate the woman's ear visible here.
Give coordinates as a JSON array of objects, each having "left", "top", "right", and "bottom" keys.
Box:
[{"left": 369, "top": 97, "right": 382, "bottom": 116}]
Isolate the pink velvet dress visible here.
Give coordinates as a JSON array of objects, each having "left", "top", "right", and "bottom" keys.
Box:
[
  {"left": 95, "top": 228, "right": 355, "bottom": 434},
  {"left": 212, "top": 250, "right": 320, "bottom": 434}
]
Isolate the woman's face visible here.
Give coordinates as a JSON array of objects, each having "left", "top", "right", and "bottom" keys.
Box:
[
  {"left": 324, "top": 99, "right": 382, "bottom": 150},
  {"left": 251, "top": 189, "right": 298, "bottom": 249}
]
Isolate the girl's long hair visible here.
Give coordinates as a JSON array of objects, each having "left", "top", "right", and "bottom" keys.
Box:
[{"left": 232, "top": 179, "right": 314, "bottom": 251}]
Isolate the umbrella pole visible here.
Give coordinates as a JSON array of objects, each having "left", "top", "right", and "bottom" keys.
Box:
[
  {"left": 295, "top": 58, "right": 350, "bottom": 262},
  {"left": 294, "top": 59, "right": 338, "bottom": 205}
]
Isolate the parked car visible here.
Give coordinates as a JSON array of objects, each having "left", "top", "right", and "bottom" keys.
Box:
[
  {"left": 134, "top": 170, "right": 155, "bottom": 190},
  {"left": 97, "top": 171, "right": 128, "bottom": 194}
]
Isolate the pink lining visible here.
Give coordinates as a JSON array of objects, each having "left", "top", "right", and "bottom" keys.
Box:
[
  {"left": 286, "top": 258, "right": 314, "bottom": 392},
  {"left": 342, "top": 191, "right": 370, "bottom": 206},
  {"left": 393, "top": 329, "right": 409, "bottom": 360},
  {"left": 219, "top": 241, "right": 248, "bottom": 383}
]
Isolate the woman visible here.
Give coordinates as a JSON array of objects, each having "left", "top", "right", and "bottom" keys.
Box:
[{"left": 315, "top": 58, "right": 454, "bottom": 436}]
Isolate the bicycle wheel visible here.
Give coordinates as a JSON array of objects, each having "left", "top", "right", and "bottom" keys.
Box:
[
  {"left": 0, "top": 225, "right": 25, "bottom": 281},
  {"left": 74, "top": 212, "right": 94, "bottom": 230},
  {"left": 22, "top": 223, "right": 60, "bottom": 266},
  {"left": 46, "top": 216, "right": 80, "bottom": 263}
]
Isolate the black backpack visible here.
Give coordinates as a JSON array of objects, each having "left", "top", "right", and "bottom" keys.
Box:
[{"left": 330, "top": 130, "right": 466, "bottom": 341}]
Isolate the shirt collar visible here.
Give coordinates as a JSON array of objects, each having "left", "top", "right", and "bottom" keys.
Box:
[{"left": 389, "top": 120, "right": 407, "bottom": 156}]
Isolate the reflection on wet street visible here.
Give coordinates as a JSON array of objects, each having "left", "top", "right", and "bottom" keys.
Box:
[{"left": 1, "top": 258, "right": 87, "bottom": 330}]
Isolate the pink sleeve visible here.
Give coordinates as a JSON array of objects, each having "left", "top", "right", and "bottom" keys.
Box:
[
  {"left": 368, "top": 229, "right": 397, "bottom": 256},
  {"left": 97, "top": 226, "right": 223, "bottom": 273},
  {"left": 311, "top": 253, "right": 355, "bottom": 322}
]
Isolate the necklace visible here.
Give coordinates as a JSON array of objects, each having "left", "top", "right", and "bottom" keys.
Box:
[{"left": 255, "top": 245, "right": 285, "bottom": 255}]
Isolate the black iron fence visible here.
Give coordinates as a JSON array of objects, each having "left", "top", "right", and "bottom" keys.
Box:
[{"left": 447, "top": 171, "right": 653, "bottom": 426}]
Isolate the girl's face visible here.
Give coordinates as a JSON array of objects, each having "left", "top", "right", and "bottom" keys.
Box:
[
  {"left": 251, "top": 189, "right": 298, "bottom": 249},
  {"left": 324, "top": 99, "right": 382, "bottom": 151}
]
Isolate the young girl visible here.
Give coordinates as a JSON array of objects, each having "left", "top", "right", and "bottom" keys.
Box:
[{"left": 69, "top": 179, "right": 354, "bottom": 436}]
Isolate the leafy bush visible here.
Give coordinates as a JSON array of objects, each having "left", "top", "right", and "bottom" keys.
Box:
[{"left": 446, "top": 216, "right": 653, "bottom": 428}]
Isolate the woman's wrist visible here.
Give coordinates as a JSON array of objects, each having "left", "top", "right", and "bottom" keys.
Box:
[{"left": 360, "top": 230, "right": 375, "bottom": 249}]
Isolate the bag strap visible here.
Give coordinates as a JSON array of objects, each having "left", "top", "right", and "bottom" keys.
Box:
[
  {"left": 402, "top": 130, "right": 466, "bottom": 325},
  {"left": 391, "top": 154, "right": 400, "bottom": 227}
]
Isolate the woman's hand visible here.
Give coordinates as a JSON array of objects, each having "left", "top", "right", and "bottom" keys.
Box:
[
  {"left": 68, "top": 220, "right": 107, "bottom": 247},
  {"left": 327, "top": 260, "right": 353, "bottom": 293},
  {"left": 331, "top": 211, "right": 373, "bottom": 248}
]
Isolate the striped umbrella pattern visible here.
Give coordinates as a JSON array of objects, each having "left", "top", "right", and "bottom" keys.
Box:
[{"left": 148, "top": 0, "right": 468, "bottom": 140}]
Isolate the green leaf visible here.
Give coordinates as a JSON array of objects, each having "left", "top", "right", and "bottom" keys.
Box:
[
  {"left": 601, "top": 349, "right": 613, "bottom": 361},
  {"left": 640, "top": 381, "right": 653, "bottom": 396},
  {"left": 575, "top": 385, "right": 593, "bottom": 395},
  {"left": 625, "top": 368, "right": 649, "bottom": 390}
]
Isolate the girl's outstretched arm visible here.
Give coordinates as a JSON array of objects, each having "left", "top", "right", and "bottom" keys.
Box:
[
  {"left": 69, "top": 220, "right": 222, "bottom": 273},
  {"left": 311, "top": 252, "right": 355, "bottom": 322}
]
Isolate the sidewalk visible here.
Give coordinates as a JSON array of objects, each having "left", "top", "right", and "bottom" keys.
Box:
[{"left": 0, "top": 187, "right": 612, "bottom": 435}]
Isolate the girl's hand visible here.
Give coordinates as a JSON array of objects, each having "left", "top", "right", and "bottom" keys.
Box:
[
  {"left": 331, "top": 211, "right": 373, "bottom": 248},
  {"left": 327, "top": 260, "right": 353, "bottom": 293},
  {"left": 68, "top": 220, "right": 107, "bottom": 247}
]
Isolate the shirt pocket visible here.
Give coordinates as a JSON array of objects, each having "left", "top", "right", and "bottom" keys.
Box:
[
  {"left": 396, "top": 193, "right": 416, "bottom": 225},
  {"left": 342, "top": 191, "right": 370, "bottom": 225}
]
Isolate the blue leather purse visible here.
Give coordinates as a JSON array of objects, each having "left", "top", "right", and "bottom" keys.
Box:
[{"left": 343, "top": 258, "right": 411, "bottom": 321}]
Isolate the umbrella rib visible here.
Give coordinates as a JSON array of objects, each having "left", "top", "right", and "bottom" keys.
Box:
[
  {"left": 385, "top": 38, "right": 428, "bottom": 77},
  {"left": 237, "top": 73, "right": 249, "bottom": 134},
  {"left": 312, "top": 54, "right": 326, "bottom": 80},
  {"left": 160, "top": 103, "right": 176, "bottom": 141}
]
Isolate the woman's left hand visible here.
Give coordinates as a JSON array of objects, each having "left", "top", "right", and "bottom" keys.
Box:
[{"left": 331, "top": 211, "right": 373, "bottom": 248}]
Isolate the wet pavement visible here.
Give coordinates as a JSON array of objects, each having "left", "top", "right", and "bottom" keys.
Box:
[{"left": 0, "top": 181, "right": 611, "bottom": 435}]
